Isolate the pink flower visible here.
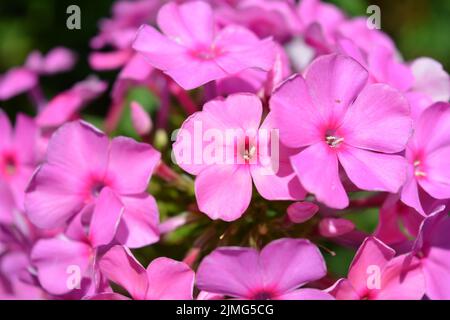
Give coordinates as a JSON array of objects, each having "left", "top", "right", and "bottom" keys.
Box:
[
  {"left": 0, "top": 47, "right": 76, "bottom": 101},
  {"left": 401, "top": 102, "right": 450, "bottom": 215},
  {"left": 409, "top": 205, "right": 450, "bottom": 299},
  {"left": 25, "top": 121, "right": 161, "bottom": 248},
  {"left": 328, "top": 237, "right": 425, "bottom": 300},
  {"left": 270, "top": 54, "right": 412, "bottom": 208},
  {"left": 0, "top": 111, "right": 39, "bottom": 211},
  {"left": 36, "top": 76, "right": 107, "bottom": 129},
  {"left": 173, "top": 93, "right": 305, "bottom": 221},
  {"left": 92, "top": 245, "right": 194, "bottom": 300},
  {"left": 133, "top": 0, "right": 276, "bottom": 90},
  {"left": 196, "top": 238, "right": 333, "bottom": 300}
]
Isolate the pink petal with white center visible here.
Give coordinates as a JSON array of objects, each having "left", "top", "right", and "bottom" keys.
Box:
[
  {"left": 304, "top": 54, "right": 369, "bottom": 123},
  {"left": 99, "top": 245, "right": 148, "bottom": 300},
  {"left": 31, "top": 237, "right": 92, "bottom": 295},
  {"left": 290, "top": 142, "right": 348, "bottom": 209},
  {"left": 347, "top": 237, "right": 395, "bottom": 296},
  {"left": 338, "top": 146, "right": 407, "bottom": 193},
  {"left": 340, "top": 83, "right": 412, "bottom": 153},
  {"left": 115, "top": 194, "right": 160, "bottom": 248},
  {"left": 269, "top": 75, "right": 322, "bottom": 148},
  {"left": 319, "top": 218, "right": 355, "bottom": 238},
  {"left": 0, "top": 67, "right": 38, "bottom": 100},
  {"left": 276, "top": 288, "right": 334, "bottom": 300},
  {"left": 107, "top": 137, "right": 160, "bottom": 195},
  {"left": 259, "top": 238, "right": 327, "bottom": 293},
  {"left": 411, "top": 57, "right": 450, "bottom": 102},
  {"left": 88, "top": 188, "right": 124, "bottom": 248},
  {"left": 196, "top": 247, "right": 262, "bottom": 298},
  {"left": 214, "top": 25, "right": 276, "bottom": 74},
  {"left": 287, "top": 201, "right": 319, "bottom": 223},
  {"left": 157, "top": 1, "right": 215, "bottom": 47},
  {"left": 195, "top": 165, "right": 252, "bottom": 221},
  {"left": 145, "top": 257, "right": 194, "bottom": 300}
]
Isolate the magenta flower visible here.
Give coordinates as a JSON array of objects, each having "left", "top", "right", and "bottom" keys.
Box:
[
  {"left": 329, "top": 237, "right": 425, "bottom": 300},
  {"left": 173, "top": 93, "right": 305, "bottom": 221},
  {"left": 25, "top": 121, "right": 161, "bottom": 248},
  {"left": 133, "top": 0, "right": 276, "bottom": 90},
  {"left": 93, "top": 245, "right": 194, "bottom": 300},
  {"left": 0, "top": 110, "right": 38, "bottom": 211},
  {"left": 196, "top": 238, "right": 333, "bottom": 300},
  {"left": 270, "top": 54, "right": 412, "bottom": 208},
  {"left": 401, "top": 102, "right": 450, "bottom": 215}
]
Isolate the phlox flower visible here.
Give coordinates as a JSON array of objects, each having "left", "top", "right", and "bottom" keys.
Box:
[
  {"left": 196, "top": 238, "right": 333, "bottom": 300},
  {"left": 409, "top": 205, "right": 450, "bottom": 299},
  {"left": 173, "top": 93, "right": 305, "bottom": 221},
  {"left": 328, "top": 237, "right": 425, "bottom": 300},
  {"left": 133, "top": 0, "right": 276, "bottom": 90},
  {"left": 0, "top": 47, "right": 76, "bottom": 101},
  {"left": 36, "top": 76, "right": 107, "bottom": 129},
  {"left": 401, "top": 102, "right": 450, "bottom": 215},
  {"left": 91, "top": 245, "right": 194, "bottom": 300},
  {"left": 0, "top": 110, "right": 39, "bottom": 211},
  {"left": 25, "top": 120, "right": 161, "bottom": 248},
  {"left": 270, "top": 54, "right": 412, "bottom": 209}
]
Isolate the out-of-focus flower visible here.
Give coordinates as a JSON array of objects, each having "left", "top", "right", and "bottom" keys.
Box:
[
  {"left": 173, "top": 93, "right": 305, "bottom": 221},
  {"left": 0, "top": 47, "right": 76, "bottom": 101},
  {"left": 0, "top": 111, "right": 39, "bottom": 211},
  {"left": 133, "top": 1, "right": 276, "bottom": 89},
  {"left": 270, "top": 54, "right": 411, "bottom": 209},
  {"left": 36, "top": 76, "right": 107, "bottom": 129},
  {"left": 25, "top": 121, "right": 161, "bottom": 248},
  {"left": 196, "top": 238, "right": 333, "bottom": 300}
]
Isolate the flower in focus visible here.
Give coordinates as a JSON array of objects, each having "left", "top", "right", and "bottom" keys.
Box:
[
  {"left": 270, "top": 53, "right": 412, "bottom": 209},
  {"left": 173, "top": 93, "right": 305, "bottom": 221},
  {"left": 133, "top": 0, "right": 276, "bottom": 89},
  {"left": 25, "top": 121, "right": 161, "bottom": 248}
]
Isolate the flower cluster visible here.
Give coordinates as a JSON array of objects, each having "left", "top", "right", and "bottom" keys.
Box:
[{"left": 0, "top": 0, "right": 449, "bottom": 300}]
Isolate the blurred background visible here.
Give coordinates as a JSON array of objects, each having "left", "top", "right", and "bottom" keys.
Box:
[{"left": 0, "top": 0, "right": 449, "bottom": 113}]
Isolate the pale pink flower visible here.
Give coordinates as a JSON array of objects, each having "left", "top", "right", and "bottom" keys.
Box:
[
  {"left": 173, "top": 93, "right": 305, "bottom": 221},
  {"left": 25, "top": 121, "right": 161, "bottom": 248},
  {"left": 270, "top": 54, "right": 412, "bottom": 208},
  {"left": 92, "top": 245, "right": 194, "bottom": 300},
  {"left": 133, "top": 0, "right": 276, "bottom": 89},
  {"left": 196, "top": 238, "right": 333, "bottom": 300},
  {"left": 328, "top": 237, "right": 425, "bottom": 300}
]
